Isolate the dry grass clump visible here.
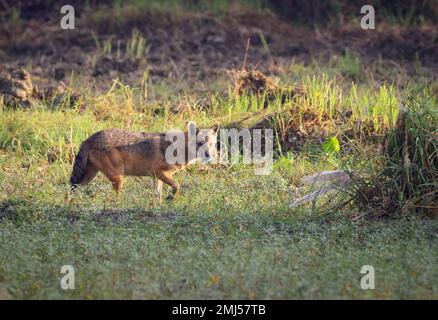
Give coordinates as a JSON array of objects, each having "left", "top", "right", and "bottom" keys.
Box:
[
  {"left": 229, "top": 67, "right": 304, "bottom": 104},
  {"left": 230, "top": 68, "right": 279, "bottom": 96},
  {"left": 251, "top": 105, "right": 334, "bottom": 153}
]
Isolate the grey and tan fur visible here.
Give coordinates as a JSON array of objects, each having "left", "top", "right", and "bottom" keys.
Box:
[{"left": 70, "top": 123, "right": 219, "bottom": 201}]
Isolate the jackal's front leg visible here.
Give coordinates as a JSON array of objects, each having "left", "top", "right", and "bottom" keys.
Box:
[
  {"left": 110, "top": 175, "right": 124, "bottom": 197},
  {"left": 153, "top": 178, "right": 163, "bottom": 202},
  {"left": 156, "top": 172, "right": 179, "bottom": 200}
]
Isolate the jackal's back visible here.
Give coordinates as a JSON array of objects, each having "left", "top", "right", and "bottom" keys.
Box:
[{"left": 84, "top": 129, "right": 159, "bottom": 150}]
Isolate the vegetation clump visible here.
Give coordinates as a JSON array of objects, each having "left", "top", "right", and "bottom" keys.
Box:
[{"left": 339, "top": 94, "right": 438, "bottom": 217}]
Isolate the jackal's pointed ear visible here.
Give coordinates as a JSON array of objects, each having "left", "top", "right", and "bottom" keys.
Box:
[
  {"left": 208, "top": 123, "right": 219, "bottom": 136},
  {"left": 187, "top": 121, "right": 199, "bottom": 136}
]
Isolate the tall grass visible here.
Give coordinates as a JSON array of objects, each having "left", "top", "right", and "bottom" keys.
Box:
[
  {"left": 383, "top": 92, "right": 437, "bottom": 209},
  {"left": 334, "top": 90, "right": 437, "bottom": 216},
  {"left": 91, "top": 29, "right": 148, "bottom": 61},
  {"left": 0, "top": 68, "right": 410, "bottom": 172},
  {"left": 0, "top": 109, "right": 102, "bottom": 161}
]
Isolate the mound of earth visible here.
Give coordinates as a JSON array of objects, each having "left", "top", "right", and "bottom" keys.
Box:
[
  {"left": 0, "top": 69, "right": 36, "bottom": 109},
  {"left": 0, "top": 68, "right": 82, "bottom": 110}
]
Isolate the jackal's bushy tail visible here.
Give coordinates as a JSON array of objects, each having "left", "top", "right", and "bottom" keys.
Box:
[{"left": 70, "top": 143, "right": 90, "bottom": 189}]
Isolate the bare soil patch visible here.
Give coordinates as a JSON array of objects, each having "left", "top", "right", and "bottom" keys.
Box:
[{"left": 0, "top": 6, "right": 437, "bottom": 92}]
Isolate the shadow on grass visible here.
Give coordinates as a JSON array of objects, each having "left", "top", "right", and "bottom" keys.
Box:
[{"left": 0, "top": 199, "right": 179, "bottom": 225}]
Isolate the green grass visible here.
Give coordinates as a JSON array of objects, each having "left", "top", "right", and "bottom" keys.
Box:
[{"left": 1, "top": 159, "right": 437, "bottom": 299}]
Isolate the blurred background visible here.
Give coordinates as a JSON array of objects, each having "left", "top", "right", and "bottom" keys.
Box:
[{"left": 0, "top": 0, "right": 437, "bottom": 93}]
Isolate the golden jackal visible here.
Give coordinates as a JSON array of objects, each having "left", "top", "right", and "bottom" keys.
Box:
[{"left": 70, "top": 123, "right": 219, "bottom": 200}]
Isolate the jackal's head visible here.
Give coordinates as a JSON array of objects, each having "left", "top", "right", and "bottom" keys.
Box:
[{"left": 188, "top": 122, "right": 219, "bottom": 164}]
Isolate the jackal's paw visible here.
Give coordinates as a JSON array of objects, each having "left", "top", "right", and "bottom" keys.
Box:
[{"left": 165, "top": 194, "right": 179, "bottom": 201}]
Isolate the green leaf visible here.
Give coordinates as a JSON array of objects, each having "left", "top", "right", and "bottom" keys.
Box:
[{"left": 323, "top": 136, "right": 340, "bottom": 155}]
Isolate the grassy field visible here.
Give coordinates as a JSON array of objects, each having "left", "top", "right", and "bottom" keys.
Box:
[
  {"left": 1, "top": 137, "right": 438, "bottom": 300},
  {"left": 0, "top": 1, "right": 437, "bottom": 299},
  {"left": 1, "top": 150, "right": 437, "bottom": 299}
]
